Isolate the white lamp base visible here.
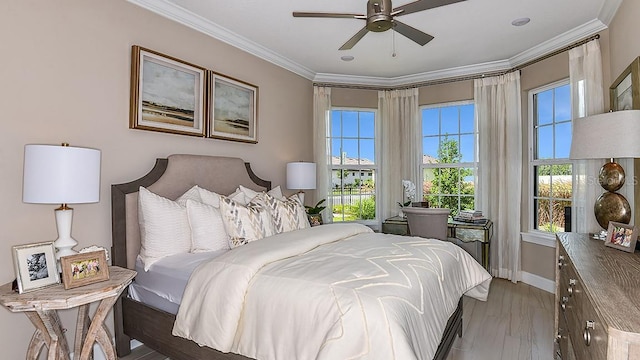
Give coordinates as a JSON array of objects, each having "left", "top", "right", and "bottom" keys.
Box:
[
  {"left": 296, "top": 191, "right": 305, "bottom": 205},
  {"left": 54, "top": 206, "right": 78, "bottom": 261}
]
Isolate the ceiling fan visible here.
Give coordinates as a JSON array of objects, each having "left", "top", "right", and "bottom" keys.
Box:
[{"left": 293, "top": 0, "right": 466, "bottom": 50}]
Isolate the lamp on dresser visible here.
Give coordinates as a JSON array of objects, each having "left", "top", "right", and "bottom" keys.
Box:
[
  {"left": 22, "top": 143, "right": 101, "bottom": 262},
  {"left": 286, "top": 161, "right": 316, "bottom": 204},
  {"left": 569, "top": 110, "right": 640, "bottom": 229}
]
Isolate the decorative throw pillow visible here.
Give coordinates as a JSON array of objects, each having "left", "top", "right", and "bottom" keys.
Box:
[
  {"left": 238, "top": 185, "right": 285, "bottom": 201},
  {"left": 185, "top": 199, "right": 230, "bottom": 252},
  {"left": 219, "top": 196, "right": 276, "bottom": 248},
  {"left": 138, "top": 186, "right": 192, "bottom": 271},
  {"left": 175, "top": 185, "right": 222, "bottom": 208},
  {"left": 255, "top": 193, "right": 310, "bottom": 233}
]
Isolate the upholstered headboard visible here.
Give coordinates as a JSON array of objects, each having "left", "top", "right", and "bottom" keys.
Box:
[{"left": 111, "top": 154, "right": 271, "bottom": 270}]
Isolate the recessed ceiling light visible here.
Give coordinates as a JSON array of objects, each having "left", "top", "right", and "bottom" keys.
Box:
[
  {"left": 511, "top": 17, "right": 530, "bottom": 26},
  {"left": 341, "top": 55, "right": 355, "bottom": 62}
]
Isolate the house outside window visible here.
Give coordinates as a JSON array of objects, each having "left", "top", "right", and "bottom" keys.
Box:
[
  {"left": 529, "top": 80, "right": 572, "bottom": 232},
  {"left": 421, "top": 101, "right": 476, "bottom": 216},
  {"left": 329, "top": 109, "right": 377, "bottom": 223}
]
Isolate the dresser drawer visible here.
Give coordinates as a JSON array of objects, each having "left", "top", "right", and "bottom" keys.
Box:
[{"left": 562, "top": 261, "right": 608, "bottom": 359}]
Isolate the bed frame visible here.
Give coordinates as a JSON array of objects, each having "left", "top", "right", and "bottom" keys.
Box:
[{"left": 111, "top": 154, "right": 463, "bottom": 360}]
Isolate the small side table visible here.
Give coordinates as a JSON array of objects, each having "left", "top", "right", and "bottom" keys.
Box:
[
  {"left": 382, "top": 216, "right": 492, "bottom": 270},
  {"left": 0, "top": 266, "right": 136, "bottom": 360}
]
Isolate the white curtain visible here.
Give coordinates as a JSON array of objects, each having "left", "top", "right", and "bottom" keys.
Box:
[
  {"left": 378, "top": 88, "right": 420, "bottom": 220},
  {"left": 475, "top": 72, "right": 522, "bottom": 282},
  {"left": 313, "top": 86, "right": 332, "bottom": 223},
  {"left": 568, "top": 40, "right": 632, "bottom": 233}
]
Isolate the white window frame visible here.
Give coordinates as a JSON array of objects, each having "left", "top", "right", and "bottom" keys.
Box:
[
  {"left": 527, "top": 78, "right": 572, "bottom": 235},
  {"left": 420, "top": 100, "right": 477, "bottom": 215},
  {"left": 329, "top": 107, "right": 379, "bottom": 226}
]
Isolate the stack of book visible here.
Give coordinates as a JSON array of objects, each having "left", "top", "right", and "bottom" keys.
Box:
[{"left": 454, "top": 210, "right": 487, "bottom": 223}]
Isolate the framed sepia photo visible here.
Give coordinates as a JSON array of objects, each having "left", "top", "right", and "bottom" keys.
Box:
[
  {"left": 208, "top": 72, "right": 258, "bottom": 143},
  {"left": 12, "top": 242, "right": 60, "bottom": 294},
  {"left": 610, "top": 57, "right": 640, "bottom": 111},
  {"left": 130, "top": 45, "right": 207, "bottom": 137},
  {"left": 60, "top": 250, "right": 109, "bottom": 290},
  {"left": 605, "top": 221, "right": 638, "bottom": 253}
]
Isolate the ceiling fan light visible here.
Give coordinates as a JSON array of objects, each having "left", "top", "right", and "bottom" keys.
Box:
[{"left": 511, "top": 17, "right": 530, "bottom": 27}]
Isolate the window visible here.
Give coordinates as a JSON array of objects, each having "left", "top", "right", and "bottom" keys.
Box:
[
  {"left": 329, "top": 109, "right": 377, "bottom": 223},
  {"left": 421, "top": 102, "right": 476, "bottom": 216},
  {"left": 530, "top": 81, "right": 572, "bottom": 232}
]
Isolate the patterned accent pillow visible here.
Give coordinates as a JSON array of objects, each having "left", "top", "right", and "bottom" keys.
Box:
[
  {"left": 255, "top": 193, "right": 310, "bottom": 234},
  {"left": 219, "top": 196, "right": 276, "bottom": 249}
]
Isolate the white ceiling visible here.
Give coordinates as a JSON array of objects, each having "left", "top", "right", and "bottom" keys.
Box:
[{"left": 128, "top": 0, "right": 622, "bottom": 87}]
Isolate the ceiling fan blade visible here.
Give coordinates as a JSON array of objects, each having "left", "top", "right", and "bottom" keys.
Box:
[
  {"left": 393, "top": 0, "right": 466, "bottom": 16},
  {"left": 339, "top": 27, "right": 370, "bottom": 50},
  {"left": 393, "top": 20, "right": 434, "bottom": 46},
  {"left": 293, "top": 12, "right": 364, "bottom": 19}
]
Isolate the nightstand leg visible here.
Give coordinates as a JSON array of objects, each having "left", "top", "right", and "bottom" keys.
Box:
[
  {"left": 78, "top": 295, "right": 119, "bottom": 360},
  {"left": 25, "top": 310, "right": 71, "bottom": 360},
  {"left": 74, "top": 304, "right": 91, "bottom": 360}
]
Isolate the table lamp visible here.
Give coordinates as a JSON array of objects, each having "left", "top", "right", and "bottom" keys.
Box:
[
  {"left": 570, "top": 110, "right": 640, "bottom": 229},
  {"left": 286, "top": 162, "right": 316, "bottom": 204},
  {"left": 23, "top": 143, "right": 101, "bottom": 261}
]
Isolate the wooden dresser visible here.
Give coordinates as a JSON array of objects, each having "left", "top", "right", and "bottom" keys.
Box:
[{"left": 555, "top": 233, "right": 640, "bottom": 359}]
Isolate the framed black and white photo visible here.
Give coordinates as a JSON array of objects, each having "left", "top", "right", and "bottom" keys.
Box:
[
  {"left": 12, "top": 242, "right": 60, "bottom": 293},
  {"left": 208, "top": 72, "right": 258, "bottom": 143},
  {"left": 130, "top": 46, "right": 207, "bottom": 137}
]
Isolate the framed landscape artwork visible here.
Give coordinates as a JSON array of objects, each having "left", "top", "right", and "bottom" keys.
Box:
[
  {"left": 12, "top": 242, "right": 60, "bottom": 293},
  {"left": 209, "top": 72, "right": 258, "bottom": 143},
  {"left": 130, "top": 46, "right": 207, "bottom": 136},
  {"left": 610, "top": 57, "right": 640, "bottom": 111}
]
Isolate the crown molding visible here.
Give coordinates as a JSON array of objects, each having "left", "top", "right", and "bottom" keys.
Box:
[
  {"left": 127, "top": 0, "right": 316, "bottom": 80},
  {"left": 129, "top": 0, "right": 612, "bottom": 88},
  {"left": 314, "top": 59, "right": 512, "bottom": 88},
  {"left": 509, "top": 19, "right": 607, "bottom": 68},
  {"left": 598, "top": 0, "right": 624, "bottom": 25}
]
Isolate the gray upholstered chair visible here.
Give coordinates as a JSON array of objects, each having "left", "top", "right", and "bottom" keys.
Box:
[{"left": 402, "top": 207, "right": 451, "bottom": 240}]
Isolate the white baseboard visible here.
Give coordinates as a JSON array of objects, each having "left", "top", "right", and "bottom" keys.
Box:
[
  {"left": 520, "top": 271, "right": 555, "bottom": 294},
  {"left": 69, "top": 339, "right": 143, "bottom": 360}
]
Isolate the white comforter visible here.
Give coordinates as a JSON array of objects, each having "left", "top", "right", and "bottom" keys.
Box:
[{"left": 173, "top": 223, "right": 492, "bottom": 360}]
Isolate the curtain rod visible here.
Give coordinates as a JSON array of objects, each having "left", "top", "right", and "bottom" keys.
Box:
[{"left": 313, "top": 34, "right": 601, "bottom": 91}]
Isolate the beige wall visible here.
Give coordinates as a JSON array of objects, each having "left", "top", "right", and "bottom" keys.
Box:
[{"left": 0, "top": 1, "right": 312, "bottom": 358}]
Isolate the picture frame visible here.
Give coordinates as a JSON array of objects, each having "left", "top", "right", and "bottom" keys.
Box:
[
  {"left": 208, "top": 71, "right": 258, "bottom": 143},
  {"left": 130, "top": 45, "right": 207, "bottom": 137},
  {"left": 60, "top": 250, "right": 110, "bottom": 290},
  {"left": 605, "top": 221, "right": 638, "bottom": 253},
  {"left": 12, "top": 242, "right": 60, "bottom": 294},
  {"left": 609, "top": 57, "right": 640, "bottom": 111}
]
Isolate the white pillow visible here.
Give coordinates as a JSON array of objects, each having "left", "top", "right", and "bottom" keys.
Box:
[
  {"left": 219, "top": 196, "right": 276, "bottom": 248},
  {"left": 175, "top": 185, "right": 222, "bottom": 207},
  {"left": 254, "top": 193, "right": 310, "bottom": 233},
  {"left": 239, "top": 185, "right": 285, "bottom": 201},
  {"left": 138, "top": 187, "right": 191, "bottom": 271},
  {"left": 185, "top": 199, "right": 230, "bottom": 252}
]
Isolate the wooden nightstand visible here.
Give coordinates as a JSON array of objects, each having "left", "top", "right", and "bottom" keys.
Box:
[{"left": 0, "top": 266, "right": 136, "bottom": 360}]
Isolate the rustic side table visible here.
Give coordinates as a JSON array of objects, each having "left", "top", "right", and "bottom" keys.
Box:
[{"left": 0, "top": 266, "right": 136, "bottom": 360}]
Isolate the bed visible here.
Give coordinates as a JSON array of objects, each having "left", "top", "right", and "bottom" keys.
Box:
[{"left": 111, "top": 154, "right": 491, "bottom": 360}]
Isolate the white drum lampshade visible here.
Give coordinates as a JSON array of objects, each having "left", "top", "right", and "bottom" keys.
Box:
[
  {"left": 286, "top": 162, "right": 316, "bottom": 204},
  {"left": 23, "top": 144, "right": 101, "bottom": 261}
]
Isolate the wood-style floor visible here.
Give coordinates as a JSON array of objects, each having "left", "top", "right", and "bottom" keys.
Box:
[{"left": 118, "top": 279, "right": 554, "bottom": 360}]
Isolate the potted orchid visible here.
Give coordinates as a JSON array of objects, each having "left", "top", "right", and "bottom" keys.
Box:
[{"left": 397, "top": 180, "right": 416, "bottom": 218}]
